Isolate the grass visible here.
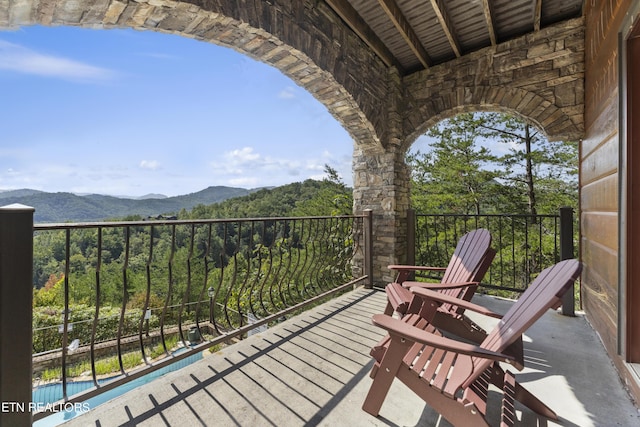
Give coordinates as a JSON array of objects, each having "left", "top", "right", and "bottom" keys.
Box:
[{"left": 36, "top": 335, "right": 182, "bottom": 383}]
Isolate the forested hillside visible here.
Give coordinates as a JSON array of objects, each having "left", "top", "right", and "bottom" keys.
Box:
[
  {"left": 0, "top": 186, "right": 253, "bottom": 223},
  {"left": 32, "top": 177, "right": 353, "bottom": 289},
  {"left": 31, "top": 176, "right": 356, "bottom": 359},
  {"left": 178, "top": 178, "right": 353, "bottom": 220}
]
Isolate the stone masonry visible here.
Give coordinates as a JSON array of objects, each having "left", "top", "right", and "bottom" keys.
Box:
[{"left": 0, "top": 0, "right": 584, "bottom": 285}]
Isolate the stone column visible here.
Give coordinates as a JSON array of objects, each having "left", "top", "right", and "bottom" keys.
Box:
[
  {"left": 351, "top": 67, "right": 410, "bottom": 286},
  {"left": 352, "top": 145, "right": 410, "bottom": 286}
]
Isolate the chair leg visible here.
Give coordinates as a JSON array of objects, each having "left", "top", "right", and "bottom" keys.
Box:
[
  {"left": 514, "top": 381, "right": 558, "bottom": 420},
  {"left": 362, "top": 336, "right": 412, "bottom": 416},
  {"left": 383, "top": 300, "right": 394, "bottom": 316}
]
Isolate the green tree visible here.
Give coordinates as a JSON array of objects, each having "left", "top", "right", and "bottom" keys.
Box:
[
  {"left": 409, "top": 113, "right": 500, "bottom": 214},
  {"left": 478, "top": 113, "right": 578, "bottom": 215},
  {"left": 292, "top": 165, "right": 353, "bottom": 216}
]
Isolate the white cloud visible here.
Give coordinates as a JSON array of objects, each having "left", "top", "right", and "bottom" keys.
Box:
[
  {"left": 206, "top": 145, "right": 356, "bottom": 189},
  {"left": 0, "top": 40, "right": 116, "bottom": 82},
  {"left": 278, "top": 86, "right": 296, "bottom": 99},
  {"left": 228, "top": 177, "right": 260, "bottom": 187},
  {"left": 139, "top": 52, "right": 179, "bottom": 60},
  {"left": 226, "top": 147, "right": 261, "bottom": 163},
  {"left": 209, "top": 146, "right": 308, "bottom": 186},
  {"left": 221, "top": 147, "right": 299, "bottom": 171},
  {"left": 139, "top": 160, "right": 161, "bottom": 170}
]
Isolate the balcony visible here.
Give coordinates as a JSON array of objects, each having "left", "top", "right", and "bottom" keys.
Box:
[
  {"left": 50, "top": 289, "right": 639, "bottom": 426},
  {"left": 0, "top": 206, "right": 637, "bottom": 426}
]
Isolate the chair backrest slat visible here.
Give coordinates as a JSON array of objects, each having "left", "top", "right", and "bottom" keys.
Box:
[{"left": 439, "top": 229, "right": 493, "bottom": 311}]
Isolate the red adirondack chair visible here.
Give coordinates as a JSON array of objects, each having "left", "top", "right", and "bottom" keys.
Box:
[
  {"left": 378, "top": 229, "right": 497, "bottom": 358},
  {"left": 384, "top": 228, "right": 495, "bottom": 320},
  {"left": 363, "top": 259, "right": 582, "bottom": 427}
]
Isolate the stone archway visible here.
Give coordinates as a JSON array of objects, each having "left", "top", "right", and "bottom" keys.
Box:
[
  {"left": 401, "top": 17, "right": 585, "bottom": 150},
  {"left": 404, "top": 85, "right": 582, "bottom": 151},
  {"left": 368, "top": 18, "right": 586, "bottom": 285}
]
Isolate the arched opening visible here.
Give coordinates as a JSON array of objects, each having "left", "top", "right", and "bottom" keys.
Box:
[
  {"left": 405, "top": 110, "right": 579, "bottom": 296},
  {"left": 408, "top": 111, "right": 578, "bottom": 214},
  {"left": 1, "top": 25, "right": 356, "bottom": 198}
]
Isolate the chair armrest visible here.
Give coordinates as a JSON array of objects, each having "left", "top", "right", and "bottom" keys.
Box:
[
  {"left": 388, "top": 265, "right": 448, "bottom": 284},
  {"left": 403, "top": 281, "right": 479, "bottom": 291},
  {"left": 409, "top": 287, "right": 503, "bottom": 319},
  {"left": 388, "top": 264, "right": 447, "bottom": 272},
  {"left": 371, "top": 314, "right": 514, "bottom": 362}
]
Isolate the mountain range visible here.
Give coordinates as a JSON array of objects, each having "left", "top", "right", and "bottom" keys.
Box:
[{"left": 0, "top": 186, "right": 255, "bottom": 223}]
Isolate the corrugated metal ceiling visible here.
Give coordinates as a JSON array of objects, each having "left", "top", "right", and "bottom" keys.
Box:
[{"left": 325, "top": 0, "right": 584, "bottom": 75}]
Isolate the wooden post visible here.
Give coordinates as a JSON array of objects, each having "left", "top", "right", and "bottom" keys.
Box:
[
  {"left": 0, "top": 204, "right": 34, "bottom": 426},
  {"left": 406, "top": 209, "right": 416, "bottom": 281},
  {"left": 363, "top": 209, "right": 374, "bottom": 288},
  {"left": 559, "top": 207, "right": 575, "bottom": 316}
]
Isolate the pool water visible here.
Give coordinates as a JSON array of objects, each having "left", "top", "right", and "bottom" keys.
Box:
[{"left": 33, "top": 351, "right": 203, "bottom": 426}]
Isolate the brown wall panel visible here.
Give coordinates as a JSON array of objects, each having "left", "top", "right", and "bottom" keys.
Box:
[
  {"left": 583, "top": 287, "right": 618, "bottom": 355},
  {"left": 585, "top": 0, "right": 630, "bottom": 125},
  {"left": 582, "top": 96, "right": 618, "bottom": 157},
  {"left": 581, "top": 174, "right": 619, "bottom": 212},
  {"left": 581, "top": 0, "right": 640, "bottom": 400},
  {"left": 582, "top": 212, "right": 619, "bottom": 251},
  {"left": 582, "top": 271, "right": 618, "bottom": 326},
  {"left": 581, "top": 237, "right": 619, "bottom": 295},
  {"left": 580, "top": 135, "right": 619, "bottom": 185}
]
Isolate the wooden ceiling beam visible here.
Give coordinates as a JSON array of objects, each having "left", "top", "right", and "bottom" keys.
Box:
[
  {"left": 378, "top": 0, "right": 431, "bottom": 68},
  {"left": 324, "top": 0, "right": 402, "bottom": 71},
  {"left": 429, "top": 0, "right": 462, "bottom": 57},
  {"left": 482, "top": 0, "right": 497, "bottom": 45},
  {"left": 534, "top": 0, "right": 543, "bottom": 31}
]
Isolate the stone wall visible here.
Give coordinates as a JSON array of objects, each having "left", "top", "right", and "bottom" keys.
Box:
[{"left": 402, "top": 17, "right": 585, "bottom": 149}]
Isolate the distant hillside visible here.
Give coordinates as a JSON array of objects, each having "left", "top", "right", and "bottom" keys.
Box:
[
  {"left": 0, "top": 186, "right": 252, "bottom": 223},
  {"left": 180, "top": 179, "right": 353, "bottom": 220},
  {"left": 0, "top": 189, "right": 46, "bottom": 198}
]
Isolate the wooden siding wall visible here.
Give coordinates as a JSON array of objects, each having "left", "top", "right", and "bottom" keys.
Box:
[{"left": 583, "top": 0, "right": 640, "bottom": 401}]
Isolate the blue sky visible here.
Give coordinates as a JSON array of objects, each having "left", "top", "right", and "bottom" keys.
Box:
[{"left": 0, "top": 25, "right": 379, "bottom": 197}]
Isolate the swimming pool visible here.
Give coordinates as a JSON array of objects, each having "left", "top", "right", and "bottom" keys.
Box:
[{"left": 33, "top": 351, "right": 203, "bottom": 426}]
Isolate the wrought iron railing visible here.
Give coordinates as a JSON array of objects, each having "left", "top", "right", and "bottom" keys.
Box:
[
  {"left": 30, "top": 214, "right": 369, "bottom": 421},
  {"left": 407, "top": 208, "right": 576, "bottom": 299}
]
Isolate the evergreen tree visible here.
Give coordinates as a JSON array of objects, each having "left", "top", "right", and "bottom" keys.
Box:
[
  {"left": 479, "top": 113, "right": 578, "bottom": 215},
  {"left": 409, "top": 112, "right": 578, "bottom": 216},
  {"left": 409, "top": 113, "right": 500, "bottom": 214}
]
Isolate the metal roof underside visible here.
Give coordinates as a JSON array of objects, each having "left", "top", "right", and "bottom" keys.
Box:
[{"left": 324, "top": 0, "right": 584, "bottom": 76}]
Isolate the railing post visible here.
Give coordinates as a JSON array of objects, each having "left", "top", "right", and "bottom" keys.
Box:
[
  {"left": 406, "top": 208, "right": 416, "bottom": 281},
  {"left": 363, "top": 209, "right": 374, "bottom": 288},
  {"left": 0, "top": 204, "right": 34, "bottom": 426},
  {"left": 559, "top": 206, "right": 575, "bottom": 316}
]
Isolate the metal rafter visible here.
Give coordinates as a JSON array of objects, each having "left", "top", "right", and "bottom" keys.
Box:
[
  {"left": 482, "top": 0, "right": 497, "bottom": 45},
  {"left": 429, "top": 0, "right": 462, "bottom": 57},
  {"left": 324, "top": 0, "right": 402, "bottom": 71},
  {"left": 377, "top": 0, "right": 431, "bottom": 68},
  {"left": 323, "top": 0, "right": 582, "bottom": 75},
  {"left": 534, "top": 0, "right": 543, "bottom": 31}
]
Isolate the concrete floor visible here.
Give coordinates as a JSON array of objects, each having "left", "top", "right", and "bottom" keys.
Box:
[{"left": 58, "top": 288, "right": 639, "bottom": 427}]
